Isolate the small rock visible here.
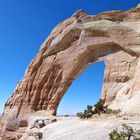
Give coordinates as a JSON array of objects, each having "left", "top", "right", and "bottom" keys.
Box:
[
  {"left": 17, "top": 134, "right": 22, "bottom": 139},
  {"left": 38, "top": 120, "right": 45, "bottom": 128},
  {"left": 123, "top": 117, "right": 128, "bottom": 120},
  {"left": 29, "top": 131, "right": 43, "bottom": 140},
  {"left": 51, "top": 119, "right": 57, "bottom": 123},
  {"left": 34, "top": 132, "right": 43, "bottom": 140},
  {"left": 31, "top": 119, "right": 46, "bottom": 129},
  {"left": 19, "top": 120, "right": 28, "bottom": 127}
]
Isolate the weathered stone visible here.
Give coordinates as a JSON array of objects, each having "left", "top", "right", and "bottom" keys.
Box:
[
  {"left": 19, "top": 120, "right": 28, "bottom": 127},
  {"left": 31, "top": 119, "right": 45, "bottom": 129},
  {"left": 1, "top": 4, "right": 140, "bottom": 139},
  {"left": 6, "top": 122, "right": 18, "bottom": 132},
  {"left": 29, "top": 131, "right": 43, "bottom": 140}
]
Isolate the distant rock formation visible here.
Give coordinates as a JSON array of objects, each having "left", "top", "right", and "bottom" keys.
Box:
[{"left": 1, "top": 4, "right": 140, "bottom": 139}]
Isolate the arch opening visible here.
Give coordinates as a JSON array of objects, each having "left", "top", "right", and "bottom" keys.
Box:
[{"left": 57, "top": 61, "right": 105, "bottom": 116}]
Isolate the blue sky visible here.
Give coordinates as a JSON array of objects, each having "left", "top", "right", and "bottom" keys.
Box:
[
  {"left": 0, "top": 0, "right": 140, "bottom": 114},
  {"left": 57, "top": 62, "right": 105, "bottom": 115}
]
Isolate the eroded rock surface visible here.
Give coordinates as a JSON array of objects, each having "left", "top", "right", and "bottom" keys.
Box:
[{"left": 1, "top": 4, "right": 140, "bottom": 139}]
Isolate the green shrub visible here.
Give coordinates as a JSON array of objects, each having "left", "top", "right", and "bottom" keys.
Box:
[
  {"left": 105, "top": 108, "right": 121, "bottom": 115},
  {"left": 76, "top": 105, "right": 93, "bottom": 119},
  {"left": 77, "top": 112, "right": 84, "bottom": 119},
  {"left": 77, "top": 100, "right": 106, "bottom": 119},
  {"left": 109, "top": 124, "right": 140, "bottom": 140},
  {"left": 77, "top": 100, "right": 121, "bottom": 119},
  {"left": 93, "top": 100, "right": 106, "bottom": 115}
]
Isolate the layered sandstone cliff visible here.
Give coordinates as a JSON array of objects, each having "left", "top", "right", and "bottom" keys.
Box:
[{"left": 1, "top": 4, "right": 140, "bottom": 139}]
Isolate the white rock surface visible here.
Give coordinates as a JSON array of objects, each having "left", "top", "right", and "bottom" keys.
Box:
[{"left": 40, "top": 116, "right": 140, "bottom": 140}]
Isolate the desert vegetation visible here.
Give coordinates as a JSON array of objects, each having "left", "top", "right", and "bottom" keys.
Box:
[
  {"left": 109, "top": 124, "right": 140, "bottom": 140},
  {"left": 77, "top": 100, "right": 121, "bottom": 119}
]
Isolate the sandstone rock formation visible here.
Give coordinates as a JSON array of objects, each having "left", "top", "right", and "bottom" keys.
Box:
[{"left": 1, "top": 4, "right": 140, "bottom": 139}]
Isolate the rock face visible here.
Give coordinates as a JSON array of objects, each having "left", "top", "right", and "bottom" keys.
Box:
[{"left": 1, "top": 5, "right": 140, "bottom": 139}]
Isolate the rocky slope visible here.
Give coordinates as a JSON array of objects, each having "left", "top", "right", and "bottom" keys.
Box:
[{"left": 1, "top": 4, "right": 140, "bottom": 139}]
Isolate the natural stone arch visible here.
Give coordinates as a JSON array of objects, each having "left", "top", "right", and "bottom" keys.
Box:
[
  {"left": 2, "top": 5, "right": 140, "bottom": 122},
  {"left": 1, "top": 5, "right": 140, "bottom": 139},
  {"left": 53, "top": 42, "right": 135, "bottom": 115},
  {"left": 4, "top": 37, "right": 138, "bottom": 116}
]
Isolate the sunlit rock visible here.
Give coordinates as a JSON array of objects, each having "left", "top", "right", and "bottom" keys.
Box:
[{"left": 1, "top": 5, "right": 140, "bottom": 139}]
